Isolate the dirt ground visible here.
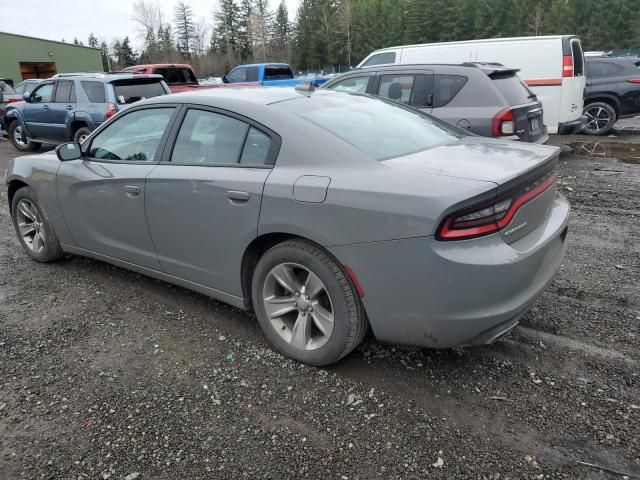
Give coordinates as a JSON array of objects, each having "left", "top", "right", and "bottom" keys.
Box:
[{"left": 0, "top": 128, "right": 638, "bottom": 480}]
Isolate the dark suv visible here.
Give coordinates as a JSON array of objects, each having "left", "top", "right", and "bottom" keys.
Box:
[
  {"left": 322, "top": 63, "right": 547, "bottom": 143},
  {"left": 2, "top": 73, "right": 170, "bottom": 151},
  {"left": 583, "top": 57, "right": 640, "bottom": 135}
]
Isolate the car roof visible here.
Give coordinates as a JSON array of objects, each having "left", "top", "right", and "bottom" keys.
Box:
[
  {"left": 233, "top": 63, "right": 291, "bottom": 68},
  {"left": 128, "top": 64, "right": 193, "bottom": 69},
  {"left": 50, "top": 73, "right": 164, "bottom": 82},
  {"left": 369, "top": 35, "right": 577, "bottom": 53}
]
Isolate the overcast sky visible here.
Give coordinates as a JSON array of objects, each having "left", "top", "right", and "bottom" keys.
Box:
[{"left": 0, "top": 0, "right": 301, "bottom": 50}]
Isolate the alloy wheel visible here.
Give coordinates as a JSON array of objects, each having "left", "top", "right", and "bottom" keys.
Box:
[
  {"left": 16, "top": 199, "right": 45, "bottom": 253},
  {"left": 585, "top": 106, "right": 612, "bottom": 133},
  {"left": 13, "top": 125, "right": 29, "bottom": 147},
  {"left": 262, "top": 262, "right": 335, "bottom": 351}
]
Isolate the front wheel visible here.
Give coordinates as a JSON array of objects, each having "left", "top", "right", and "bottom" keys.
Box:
[
  {"left": 252, "top": 240, "right": 367, "bottom": 366},
  {"left": 11, "top": 187, "right": 64, "bottom": 262},
  {"left": 583, "top": 102, "right": 616, "bottom": 135},
  {"left": 8, "top": 122, "right": 41, "bottom": 152}
]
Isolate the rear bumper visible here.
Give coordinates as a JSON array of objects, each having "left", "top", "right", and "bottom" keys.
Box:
[
  {"left": 329, "top": 194, "right": 570, "bottom": 348},
  {"left": 558, "top": 116, "right": 586, "bottom": 135}
]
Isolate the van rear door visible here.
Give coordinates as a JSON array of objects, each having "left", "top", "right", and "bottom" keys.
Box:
[{"left": 558, "top": 36, "right": 586, "bottom": 126}]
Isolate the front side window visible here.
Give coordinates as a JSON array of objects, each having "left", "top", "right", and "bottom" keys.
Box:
[
  {"left": 227, "top": 67, "right": 247, "bottom": 83},
  {"left": 13, "top": 83, "right": 25, "bottom": 94},
  {"left": 31, "top": 83, "right": 54, "bottom": 103},
  {"left": 276, "top": 94, "right": 462, "bottom": 161},
  {"left": 89, "top": 108, "right": 174, "bottom": 162},
  {"left": 171, "top": 109, "right": 272, "bottom": 166},
  {"left": 361, "top": 52, "right": 396, "bottom": 67},
  {"left": 433, "top": 74, "right": 468, "bottom": 108},
  {"left": 329, "top": 76, "right": 371, "bottom": 94}
]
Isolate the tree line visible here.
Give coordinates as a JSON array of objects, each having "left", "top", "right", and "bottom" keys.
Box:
[{"left": 76, "top": 0, "right": 640, "bottom": 77}]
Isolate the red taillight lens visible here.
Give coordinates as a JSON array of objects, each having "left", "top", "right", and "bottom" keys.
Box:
[
  {"left": 437, "top": 173, "right": 557, "bottom": 241},
  {"left": 104, "top": 102, "right": 117, "bottom": 120},
  {"left": 491, "top": 107, "right": 514, "bottom": 137},
  {"left": 626, "top": 78, "right": 640, "bottom": 84},
  {"left": 562, "top": 55, "right": 574, "bottom": 77}
]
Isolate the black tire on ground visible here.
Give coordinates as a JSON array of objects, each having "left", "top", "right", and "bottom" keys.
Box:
[
  {"left": 252, "top": 239, "right": 368, "bottom": 366},
  {"left": 11, "top": 187, "right": 65, "bottom": 263},
  {"left": 583, "top": 101, "right": 617, "bottom": 136},
  {"left": 7, "top": 121, "right": 41, "bottom": 152},
  {"left": 73, "top": 126, "right": 92, "bottom": 144}
]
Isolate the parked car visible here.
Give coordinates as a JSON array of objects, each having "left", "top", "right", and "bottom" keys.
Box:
[
  {"left": 0, "top": 81, "right": 22, "bottom": 127},
  {"left": 323, "top": 63, "right": 548, "bottom": 143},
  {"left": 122, "top": 64, "right": 219, "bottom": 93},
  {"left": 223, "top": 63, "right": 330, "bottom": 87},
  {"left": 583, "top": 57, "right": 640, "bottom": 135},
  {"left": 6, "top": 88, "right": 570, "bottom": 366},
  {"left": 2, "top": 73, "right": 170, "bottom": 151},
  {"left": 13, "top": 79, "right": 43, "bottom": 96},
  {"left": 357, "top": 35, "right": 586, "bottom": 135}
]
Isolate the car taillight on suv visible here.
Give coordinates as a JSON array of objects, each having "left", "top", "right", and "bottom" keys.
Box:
[
  {"left": 104, "top": 103, "right": 117, "bottom": 120},
  {"left": 437, "top": 171, "right": 557, "bottom": 240},
  {"left": 491, "top": 107, "right": 515, "bottom": 136}
]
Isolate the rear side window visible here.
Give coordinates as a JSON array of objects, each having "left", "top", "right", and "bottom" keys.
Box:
[
  {"left": 112, "top": 81, "right": 166, "bottom": 105},
  {"left": 54, "top": 80, "right": 74, "bottom": 103},
  {"left": 264, "top": 66, "right": 293, "bottom": 80},
  {"left": 240, "top": 128, "right": 271, "bottom": 165},
  {"left": 433, "top": 75, "right": 468, "bottom": 107},
  {"left": 154, "top": 67, "right": 197, "bottom": 84},
  {"left": 378, "top": 74, "right": 419, "bottom": 105},
  {"left": 571, "top": 40, "right": 584, "bottom": 76},
  {"left": 329, "top": 76, "right": 371, "bottom": 94},
  {"left": 81, "top": 81, "right": 106, "bottom": 103},
  {"left": 361, "top": 52, "right": 396, "bottom": 67},
  {"left": 492, "top": 74, "right": 533, "bottom": 105},
  {"left": 587, "top": 61, "right": 625, "bottom": 77}
]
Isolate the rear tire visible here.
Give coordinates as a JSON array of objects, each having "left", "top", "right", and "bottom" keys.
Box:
[
  {"left": 8, "top": 121, "right": 41, "bottom": 152},
  {"left": 73, "top": 126, "right": 92, "bottom": 144},
  {"left": 583, "top": 102, "right": 616, "bottom": 135},
  {"left": 252, "top": 239, "right": 367, "bottom": 366},
  {"left": 11, "top": 187, "right": 64, "bottom": 263}
]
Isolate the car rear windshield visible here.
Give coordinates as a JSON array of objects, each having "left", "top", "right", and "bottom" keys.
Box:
[
  {"left": 492, "top": 74, "right": 534, "bottom": 105},
  {"left": 154, "top": 67, "right": 197, "bottom": 84},
  {"left": 112, "top": 80, "right": 166, "bottom": 104},
  {"left": 275, "top": 93, "right": 463, "bottom": 161},
  {"left": 265, "top": 66, "right": 293, "bottom": 80}
]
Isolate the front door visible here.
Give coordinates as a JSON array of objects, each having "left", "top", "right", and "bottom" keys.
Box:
[
  {"left": 145, "top": 106, "right": 276, "bottom": 296},
  {"left": 23, "top": 81, "right": 56, "bottom": 137},
  {"left": 57, "top": 106, "right": 177, "bottom": 268}
]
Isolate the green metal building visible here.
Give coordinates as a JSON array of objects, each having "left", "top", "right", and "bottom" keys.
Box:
[{"left": 0, "top": 31, "right": 103, "bottom": 84}]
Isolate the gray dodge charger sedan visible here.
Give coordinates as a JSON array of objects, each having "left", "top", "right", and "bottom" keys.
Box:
[{"left": 6, "top": 87, "right": 570, "bottom": 365}]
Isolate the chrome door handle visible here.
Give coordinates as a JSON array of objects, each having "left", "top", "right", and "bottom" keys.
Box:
[
  {"left": 226, "top": 190, "right": 250, "bottom": 203},
  {"left": 125, "top": 185, "right": 141, "bottom": 197}
]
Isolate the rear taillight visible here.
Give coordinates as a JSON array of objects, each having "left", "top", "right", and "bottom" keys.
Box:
[
  {"left": 562, "top": 55, "right": 574, "bottom": 77},
  {"left": 491, "top": 107, "right": 514, "bottom": 137},
  {"left": 626, "top": 78, "right": 640, "bottom": 84},
  {"left": 104, "top": 102, "right": 117, "bottom": 120},
  {"left": 437, "top": 173, "right": 557, "bottom": 241}
]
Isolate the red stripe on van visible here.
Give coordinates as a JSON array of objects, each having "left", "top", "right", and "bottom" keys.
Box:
[{"left": 524, "top": 79, "right": 563, "bottom": 87}]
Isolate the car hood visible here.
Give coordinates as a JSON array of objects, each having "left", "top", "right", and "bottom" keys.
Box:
[{"left": 382, "top": 137, "right": 560, "bottom": 185}]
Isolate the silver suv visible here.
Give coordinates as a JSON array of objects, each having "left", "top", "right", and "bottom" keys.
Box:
[{"left": 322, "top": 63, "right": 548, "bottom": 144}]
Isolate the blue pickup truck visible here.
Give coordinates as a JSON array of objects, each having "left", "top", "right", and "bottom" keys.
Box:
[{"left": 222, "top": 63, "right": 330, "bottom": 87}]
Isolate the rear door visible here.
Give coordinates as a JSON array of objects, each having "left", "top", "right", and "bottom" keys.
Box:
[
  {"left": 48, "top": 79, "right": 76, "bottom": 139},
  {"left": 145, "top": 106, "right": 278, "bottom": 296}
]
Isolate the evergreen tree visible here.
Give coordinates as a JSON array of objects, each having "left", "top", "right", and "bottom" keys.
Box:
[
  {"left": 238, "top": 0, "right": 254, "bottom": 62},
  {"left": 174, "top": 1, "right": 196, "bottom": 58},
  {"left": 215, "top": 0, "right": 241, "bottom": 68},
  {"left": 100, "top": 41, "right": 110, "bottom": 71},
  {"left": 272, "top": 0, "right": 291, "bottom": 61},
  {"left": 87, "top": 33, "right": 99, "bottom": 49}
]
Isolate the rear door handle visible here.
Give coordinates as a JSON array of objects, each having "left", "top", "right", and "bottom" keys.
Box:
[
  {"left": 226, "top": 190, "right": 250, "bottom": 203},
  {"left": 125, "top": 185, "right": 141, "bottom": 197},
  {"left": 43, "top": 105, "right": 49, "bottom": 110},
  {"left": 66, "top": 105, "right": 73, "bottom": 110}
]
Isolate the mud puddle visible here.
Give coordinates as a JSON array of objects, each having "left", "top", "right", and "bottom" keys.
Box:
[{"left": 568, "top": 140, "right": 640, "bottom": 164}]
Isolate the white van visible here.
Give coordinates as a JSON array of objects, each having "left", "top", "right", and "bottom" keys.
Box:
[{"left": 357, "top": 35, "right": 586, "bottom": 135}]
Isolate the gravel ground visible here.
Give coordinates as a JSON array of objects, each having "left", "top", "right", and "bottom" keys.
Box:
[{"left": 0, "top": 132, "right": 639, "bottom": 480}]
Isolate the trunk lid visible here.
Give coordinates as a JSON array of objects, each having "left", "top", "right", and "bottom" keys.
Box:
[{"left": 383, "top": 138, "right": 560, "bottom": 243}]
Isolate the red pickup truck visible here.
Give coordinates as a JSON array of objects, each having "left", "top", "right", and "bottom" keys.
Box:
[{"left": 122, "top": 64, "right": 218, "bottom": 93}]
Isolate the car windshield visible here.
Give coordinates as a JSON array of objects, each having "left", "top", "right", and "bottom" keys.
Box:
[
  {"left": 111, "top": 80, "right": 166, "bottom": 104},
  {"left": 275, "top": 92, "right": 463, "bottom": 160}
]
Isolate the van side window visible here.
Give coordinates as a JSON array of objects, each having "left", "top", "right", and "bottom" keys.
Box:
[
  {"left": 571, "top": 40, "right": 584, "bottom": 76},
  {"left": 361, "top": 52, "right": 396, "bottom": 67},
  {"left": 433, "top": 75, "right": 468, "bottom": 107}
]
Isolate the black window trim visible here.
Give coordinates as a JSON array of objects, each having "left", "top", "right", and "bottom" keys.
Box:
[
  {"left": 159, "top": 104, "right": 281, "bottom": 169},
  {"left": 81, "top": 103, "right": 181, "bottom": 165}
]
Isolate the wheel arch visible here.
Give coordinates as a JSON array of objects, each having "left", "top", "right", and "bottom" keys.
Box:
[
  {"left": 584, "top": 96, "right": 621, "bottom": 117},
  {"left": 7, "top": 179, "right": 29, "bottom": 214}
]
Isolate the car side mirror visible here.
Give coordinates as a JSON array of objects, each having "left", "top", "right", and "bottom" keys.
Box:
[
  {"left": 22, "top": 92, "right": 31, "bottom": 102},
  {"left": 56, "top": 143, "right": 82, "bottom": 161},
  {"left": 222, "top": 75, "right": 229, "bottom": 84}
]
